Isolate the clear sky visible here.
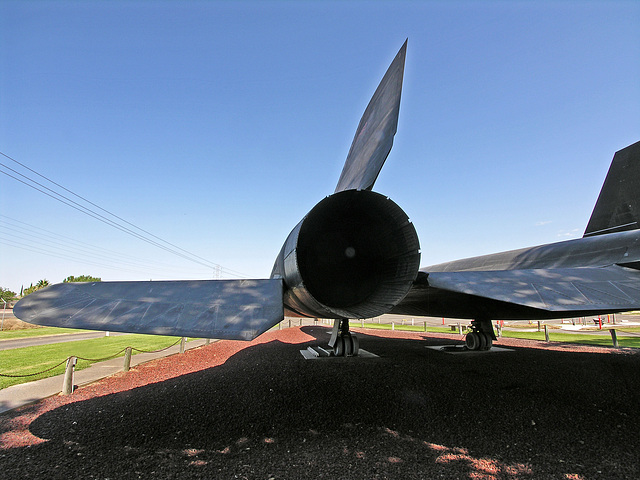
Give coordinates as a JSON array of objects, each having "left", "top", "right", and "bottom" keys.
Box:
[{"left": 1, "top": 1, "right": 639, "bottom": 293}]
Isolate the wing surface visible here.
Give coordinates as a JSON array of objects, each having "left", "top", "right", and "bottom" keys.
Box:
[
  {"left": 426, "top": 266, "right": 640, "bottom": 312},
  {"left": 14, "top": 279, "right": 284, "bottom": 341},
  {"left": 335, "top": 40, "right": 406, "bottom": 193}
]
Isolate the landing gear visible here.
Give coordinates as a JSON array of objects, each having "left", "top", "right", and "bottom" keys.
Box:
[
  {"left": 329, "top": 319, "right": 359, "bottom": 357},
  {"left": 465, "top": 319, "right": 496, "bottom": 351}
]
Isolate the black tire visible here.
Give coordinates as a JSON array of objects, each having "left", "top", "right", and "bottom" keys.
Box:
[
  {"left": 350, "top": 335, "right": 360, "bottom": 356},
  {"left": 344, "top": 335, "right": 353, "bottom": 356},
  {"left": 465, "top": 332, "right": 480, "bottom": 350}
]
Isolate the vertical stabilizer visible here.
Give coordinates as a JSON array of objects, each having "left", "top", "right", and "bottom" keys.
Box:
[
  {"left": 584, "top": 141, "right": 640, "bottom": 237},
  {"left": 335, "top": 40, "right": 407, "bottom": 193}
]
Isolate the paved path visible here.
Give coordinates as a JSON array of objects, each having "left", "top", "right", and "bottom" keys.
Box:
[
  {"left": 0, "top": 338, "right": 211, "bottom": 414},
  {"left": 0, "top": 331, "right": 129, "bottom": 351}
]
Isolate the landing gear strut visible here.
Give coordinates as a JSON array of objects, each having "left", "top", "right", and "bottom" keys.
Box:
[
  {"left": 329, "top": 319, "right": 359, "bottom": 356},
  {"left": 465, "top": 318, "right": 496, "bottom": 351}
]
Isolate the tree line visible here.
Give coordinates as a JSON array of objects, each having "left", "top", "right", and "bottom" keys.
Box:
[{"left": 1, "top": 275, "right": 101, "bottom": 303}]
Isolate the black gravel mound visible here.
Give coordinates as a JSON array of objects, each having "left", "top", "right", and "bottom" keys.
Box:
[{"left": 1, "top": 327, "right": 639, "bottom": 479}]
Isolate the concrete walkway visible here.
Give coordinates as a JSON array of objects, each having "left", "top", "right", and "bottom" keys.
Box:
[{"left": 0, "top": 338, "right": 211, "bottom": 414}]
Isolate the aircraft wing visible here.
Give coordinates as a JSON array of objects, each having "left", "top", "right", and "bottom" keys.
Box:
[
  {"left": 425, "top": 265, "right": 640, "bottom": 313},
  {"left": 14, "top": 279, "right": 284, "bottom": 341}
]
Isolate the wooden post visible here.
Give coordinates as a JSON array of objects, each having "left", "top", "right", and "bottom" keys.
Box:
[
  {"left": 179, "top": 337, "right": 186, "bottom": 354},
  {"left": 123, "top": 347, "right": 132, "bottom": 372},
  {"left": 544, "top": 325, "right": 550, "bottom": 342},
  {"left": 610, "top": 329, "right": 619, "bottom": 348},
  {"left": 62, "top": 356, "right": 77, "bottom": 395}
]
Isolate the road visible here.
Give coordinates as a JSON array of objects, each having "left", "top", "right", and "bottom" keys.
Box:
[{"left": 0, "top": 331, "right": 129, "bottom": 351}]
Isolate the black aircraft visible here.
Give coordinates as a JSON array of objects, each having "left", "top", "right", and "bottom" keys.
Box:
[{"left": 15, "top": 41, "right": 640, "bottom": 353}]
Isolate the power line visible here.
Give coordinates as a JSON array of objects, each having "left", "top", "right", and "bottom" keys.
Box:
[
  {"left": 0, "top": 151, "right": 250, "bottom": 278},
  {"left": 0, "top": 214, "right": 211, "bottom": 275}
]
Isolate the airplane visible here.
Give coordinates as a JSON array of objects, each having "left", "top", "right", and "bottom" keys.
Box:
[{"left": 15, "top": 40, "right": 640, "bottom": 354}]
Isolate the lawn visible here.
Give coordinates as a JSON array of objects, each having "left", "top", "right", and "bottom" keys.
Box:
[
  {"left": 0, "top": 334, "right": 187, "bottom": 389},
  {"left": 499, "top": 330, "right": 640, "bottom": 348},
  {"left": 348, "top": 320, "right": 640, "bottom": 348},
  {"left": 349, "top": 320, "right": 452, "bottom": 333}
]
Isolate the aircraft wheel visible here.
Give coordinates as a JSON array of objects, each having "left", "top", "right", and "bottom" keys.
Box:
[
  {"left": 483, "top": 333, "right": 493, "bottom": 350},
  {"left": 478, "top": 332, "right": 487, "bottom": 350},
  {"left": 465, "top": 332, "right": 480, "bottom": 350},
  {"left": 334, "top": 337, "right": 345, "bottom": 356},
  {"left": 344, "top": 335, "right": 354, "bottom": 356},
  {"left": 350, "top": 334, "right": 360, "bottom": 356}
]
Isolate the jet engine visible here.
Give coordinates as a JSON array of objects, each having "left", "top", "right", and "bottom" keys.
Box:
[{"left": 271, "top": 190, "right": 421, "bottom": 319}]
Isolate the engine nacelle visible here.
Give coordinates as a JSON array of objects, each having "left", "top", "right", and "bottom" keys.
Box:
[{"left": 271, "top": 190, "right": 420, "bottom": 319}]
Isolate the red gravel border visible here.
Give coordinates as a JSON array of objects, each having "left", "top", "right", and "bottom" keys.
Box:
[{"left": 1, "top": 327, "right": 638, "bottom": 479}]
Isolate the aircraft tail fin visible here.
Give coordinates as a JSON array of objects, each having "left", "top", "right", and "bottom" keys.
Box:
[
  {"left": 335, "top": 40, "right": 406, "bottom": 193},
  {"left": 584, "top": 140, "right": 640, "bottom": 237}
]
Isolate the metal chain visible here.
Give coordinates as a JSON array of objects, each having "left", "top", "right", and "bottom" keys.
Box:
[
  {"left": 131, "top": 338, "right": 182, "bottom": 353},
  {"left": 0, "top": 338, "right": 185, "bottom": 378},
  {"left": 0, "top": 358, "right": 69, "bottom": 378}
]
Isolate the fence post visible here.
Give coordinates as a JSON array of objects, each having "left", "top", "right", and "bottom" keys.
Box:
[
  {"left": 205, "top": 338, "right": 210, "bottom": 345},
  {"left": 391, "top": 322, "right": 395, "bottom": 331},
  {"left": 179, "top": 337, "right": 186, "bottom": 354},
  {"left": 62, "top": 356, "right": 77, "bottom": 395},
  {"left": 537, "top": 321, "right": 541, "bottom": 332},
  {"left": 610, "top": 329, "right": 619, "bottom": 348},
  {"left": 123, "top": 347, "right": 132, "bottom": 372},
  {"left": 424, "top": 321, "right": 427, "bottom": 332},
  {"left": 544, "top": 325, "right": 550, "bottom": 342},
  {"left": 458, "top": 323, "right": 462, "bottom": 335}
]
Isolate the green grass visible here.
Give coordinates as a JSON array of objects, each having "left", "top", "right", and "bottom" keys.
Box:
[
  {"left": 348, "top": 320, "right": 640, "bottom": 348},
  {"left": 348, "top": 321, "right": 452, "bottom": 333},
  {"left": 0, "top": 334, "right": 186, "bottom": 389},
  {"left": 499, "top": 330, "right": 640, "bottom": 348},
  {"left": 0, "top": 327, "right": 90, "bottom": 340}
]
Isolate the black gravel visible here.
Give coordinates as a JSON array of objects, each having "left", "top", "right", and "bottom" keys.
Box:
[{"left": 1, "top": 327, "right": 639, "bottom": 479}]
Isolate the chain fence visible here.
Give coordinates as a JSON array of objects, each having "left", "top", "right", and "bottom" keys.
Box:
[{"left": 1, "top": 337, "right": 188, "bottom": 378}]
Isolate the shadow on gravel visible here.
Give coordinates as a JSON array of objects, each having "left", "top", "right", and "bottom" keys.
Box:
[{"left": 2, "top": 327, "right": 639, "bottom": 479}]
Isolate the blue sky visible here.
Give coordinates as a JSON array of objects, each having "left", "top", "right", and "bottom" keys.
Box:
[{"left": 1, "top": 1, "right": 639, "bottom": 293}]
